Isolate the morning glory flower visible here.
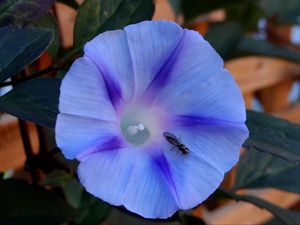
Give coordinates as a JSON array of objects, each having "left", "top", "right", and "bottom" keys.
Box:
[{"left": 55, "top": 20, "right": 248, "bottom": 218}]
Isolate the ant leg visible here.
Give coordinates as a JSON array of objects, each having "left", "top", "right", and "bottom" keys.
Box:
[{"left": 178, "top": 135, "right": 182, "bottom": 143}]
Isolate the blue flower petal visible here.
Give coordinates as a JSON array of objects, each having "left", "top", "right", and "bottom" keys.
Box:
[
  {"left": 84, "top": 30, "right": 135, "bottom": 111},
  {"left": 124, "top": 21, "right": 185, "bottom": 99},
  {"left": 59, "top": 56, "right": 117, "bottom": 121},
  {"left": 163, "top": 120, "right": 248, "bottom": 172},
  {"left": 78, "top": 148, "right": 178, "bottom": 218},
  {"left": 157, "top": 149, "right": 224, "bottom": 210},
  {"left": 158, "top": 69, "right": 246, "bottom": 123},
  {"left": 56, "top": 113, "right": 119, "bottom": 159},
  {"left": 56, "top": 56, "right": 120, "bottom": 159},
  {"left": 126, "top": 22, "right": 224, "bottom": 105}
]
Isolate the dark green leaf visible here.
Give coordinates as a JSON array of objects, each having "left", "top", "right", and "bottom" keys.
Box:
[
  {"left": 234, "top": 111, "right": 300, "bottom": 194},
  {"left": 244, "top": 111, "right": 300, "bottom": 164},
  {"left": 204, "top": 22, "right": 243, "bottom": 59},
  {"left": 265, "top": 217, "right": 288, "bottom": 225},
  {"left": 40, "top": 170, "right": 83, "bottom": 208},
  {"left": 221, "top": 189, "right": 300, "bottom": 225},
  {"left": 32, "top": 14, "right": 60, "bottom": 57},
  {"left": 225, "top": 2, "right": 265, "bottom": 31},
  {"left": 260, "top": 0, "right": 300, "bottom": 24},
  {"left": 182, "top": 0, "right": 246, "bottom": 21},
  {"left": 98, "top": 0, "right": 154, "bottom": 33},
  {"left": 0, "top": 78, "right": 61, "bottom": 128},
  {"left": 107, "top": 208, "right": 181, "bottom": 225},
  {"left": 56, "top": 69, "right": 68, "bottom": 78},
  {"left": 40, "top": 170, "right": 73, "bottom": 187},
  {"left": 74, "top": 0, "right": 121, "bottom": 47},
  {"left": 0, "top": 179, "right": 76, "bottom": 225},
  {"left": 63, "top": 179, "right": 84, "bottom": 209},
  {"left": 57, "top": 0, "right": 79, "bottom": 10},
  {"left": 74, "top": 0, "right": 155, "bottom": 48},
  {"left": 0, "top": 0, "right": 54, "bottom": 26},
  {"left": 181, "top": 215, "right": 206, "bottom": 225},
  {"left": 41, "top": 168, "right": 112, "bottom": 223},
  {"left": 234, "top": 37, "right": 300, "bottom": 63},
  {"left": 45, "top": 172, "right": 111, "bottom": 223},
  {"left": 0, "top": 26, "right": 53, "bottom": 82},
  {"left": 77, "top": 191, "right": 111, "bottom": 225},
  {"left": 168, "top": 0, "right": 182, "bottom": 15},
  {"left": 235, "top": 149, "right": 300, "bottom": 194},
  {"left": 53, "top": 152, "right": 79, "bottom": 173}
]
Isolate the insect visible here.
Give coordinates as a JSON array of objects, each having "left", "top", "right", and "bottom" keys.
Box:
[{"left": 163, "top": 131, "right": 189, "bottom": 155}]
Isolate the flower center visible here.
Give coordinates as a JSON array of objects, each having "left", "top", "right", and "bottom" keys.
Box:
[
  {"left": 121, "top": 120, "right": 150, "bottom": 145},
  {"left": 120, "top": 105, "right": 164, "bottom": 146}
]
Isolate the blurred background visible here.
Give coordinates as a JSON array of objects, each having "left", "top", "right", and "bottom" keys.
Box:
[{"left": 1, "top": 0, "right": 300, "bottom": 224}]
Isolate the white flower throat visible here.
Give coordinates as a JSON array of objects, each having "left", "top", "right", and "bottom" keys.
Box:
[
  {"left": 120, "top": 104, "right": 164, "bottom": 146},
  {"left": 121, "top": 120, "right": 150, "bottom": 146}
]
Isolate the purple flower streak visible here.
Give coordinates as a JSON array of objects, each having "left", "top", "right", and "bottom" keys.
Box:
[{"left": 55, "top": 21, "right": 249, "bottom": 218}]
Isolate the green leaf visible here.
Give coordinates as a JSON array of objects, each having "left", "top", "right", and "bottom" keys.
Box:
[
  {"left": 182, "top": 0, "right": 247, "bottom": 21},
  {"left": 234, "top": 111, "right": 300, "bottom": 194},
  {"left": 181, "top": 215, "right": 206, "bottom": 225},
  {"left": 265, "top": 217, "right": 288, "bottom": 225},
  {"left": 42, "top": 169, "right": 113, "bottom": 223},
  {"left": 40, "top": 170, "right": 73, "bottom": 187},
  {"left": 244, "top": 111, "right": 300, "bottom": 164},
  {"left": 168, "top": 0, "right": 182, "bottom": 15},
  {"left": 234, "top": 37, "right": 300, "bottom": 63},
  {"left": 0, "top": 0, "right": 54, "bottom": 26},
  {"left": 53, "top": 152, "right": 79, "bottom": 174},
  {"left": 42, "top": 170, "right": 110, "bottom": 223},
  {"left": 204, "top": 22, "right": 243, "bottom": 59},
  {"left": 40, "top": 170, "right": 84, "bottom": 209},
  {"left": 63, "top": 179, "right": 84, "bottom": 209},
  {"left": 221, "top": 189, "right": 300, "bottom": 225},
  {"left": 260, "top": 0, "right": 300, "bottom": 24},
  {"left": 97, "top": 0, "right": 155, "bottom": 33},
  {"left": 32, "top": 13, "right": 60, "bottom": 57},
  {"left": 77, "top": 191, "right": 111, "bottom": 225},
  {"left": 74, "top": 0, "right": 120, "bottom": 47},
  {"left": 74, "top": 0, "right": 155, "bottom": 48},
  {"left": 225, "top": 2, "right": 265, "bottom": 31},
  {"left": 0, "top": 78, "right": 61, "bottom": 128},
  {"left": 235, "top": 150, "right": 300, "bottom": 194},
  {"left": 57, "top": 0, "right": 79, "bottom": 10},
  {"left": 107, "top": 208, "right": 181, "bottom": 225},
  {"left": 0, "top": 26, "right": 53, "bottom": 82},
  {"left": 0, "top": 179, "right": 76, "bottom": 225}
]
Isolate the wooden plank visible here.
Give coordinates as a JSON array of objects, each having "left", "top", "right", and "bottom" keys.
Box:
[
  {"left": 275, "top": 102, "right": 300, "bottom": 123},
  {"left": 226, "top": 57, "right": 300, "bottom": 94},
  {"left": 243, "top": 92, "right": 254, "bottom": 109},
  {"left": 203, "top": 189, "right": 300, "bottom": 225},
  {"left": 0, "top": 115, "right": 39, "bottom": 171},
  {"left": 257, "top": 79, "right": 293, "bottom": 112}
]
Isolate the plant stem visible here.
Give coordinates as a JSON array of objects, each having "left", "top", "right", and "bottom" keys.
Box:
[
  {"left": 12, "top": 71, "right": 40, "bottom": 183},
  {"left": 0, "top": 46, "right": 82, "bottom": 88},
  {"left": 0, "top": 66, "right": 60, "bottom": 88},
  {"left": 55, "top": 46, "right": 82, "bottom": 67},
  {"left": 18, "top": 119, "right": 39, "bottom": 183},
  {"left": 36, "top": 125, "right": 48, "bottom": 154}
]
